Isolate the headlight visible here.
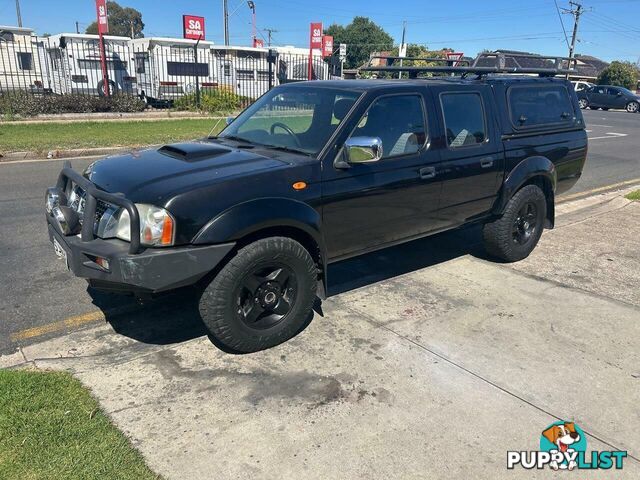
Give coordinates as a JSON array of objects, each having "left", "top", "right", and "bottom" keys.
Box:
[{"left": 100, "top": 204, "right": 175, "bottom": 247}]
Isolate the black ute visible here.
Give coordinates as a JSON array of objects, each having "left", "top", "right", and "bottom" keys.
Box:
[{"left": 45, "top": 58, "right": 587, "bottom": 353}]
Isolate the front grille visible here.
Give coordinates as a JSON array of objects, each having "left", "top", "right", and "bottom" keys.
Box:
[{"left": 70, "top": 184, "right": 116, "bottom": 231}]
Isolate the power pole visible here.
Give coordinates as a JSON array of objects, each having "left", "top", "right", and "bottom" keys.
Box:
[
  {"left": 76, "top": 21, "right": 80, "bottom": 34},
  {"left": 264, "top": 28, "right": 277, "bottom": 47},
  {"left": 563, "top": 1, "right": 583, "bottom": 77},
  {"left": 15, "top": 0, "right": 23, "bottom": 27},
  {"left": 223, "top": 0, "right": 230, "bottom": 46}
]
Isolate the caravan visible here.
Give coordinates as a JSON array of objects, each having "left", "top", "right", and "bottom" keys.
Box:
[
  {"left": 45, "top": 33, "right": 134, "bottom": 96},
  {"left": 211, "top": 45, "right": 271, "bottom": 99},
  {"left": 130, "top": 37, "right": 215, "bottom": 106},
  {"left": 273, "top": 46, "right": 329, "bottom": 83},
  {"left": 0, "top": 25, "right": 49, "bottom": 93}
]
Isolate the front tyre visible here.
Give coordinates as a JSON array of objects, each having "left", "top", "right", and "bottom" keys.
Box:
[
  {"left": 626, "top": 101, "right": 639, "bottom": 113},
  {"left": 482, "top": 185, "right": 547, "bottom": 263},
  {"left": 199, "top": 237, "right": 317, "bottom": 353}
]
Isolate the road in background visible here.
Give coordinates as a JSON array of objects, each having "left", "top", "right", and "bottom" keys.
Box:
[{"left": 1, "top": 109, "right": 638, "bottom": 355}]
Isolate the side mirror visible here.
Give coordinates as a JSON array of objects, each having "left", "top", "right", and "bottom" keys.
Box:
[
  {"left": 343, "top": 136, "right": 383, "bottom": 164},
  {"left": 225, "top": 116, "right": 234, "bottom": 125}
]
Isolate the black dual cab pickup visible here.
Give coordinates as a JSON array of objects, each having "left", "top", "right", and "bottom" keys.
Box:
[{"left": 46, "top": 61, "right": 587, "bottom": 353}]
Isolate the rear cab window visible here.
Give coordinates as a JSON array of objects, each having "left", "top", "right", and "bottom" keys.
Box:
[
  {"left": 508, "top": 85, "right": 575, "bottom": 129},
  {"left": 440, "top": 92, "right": 487, "bottom": 148}
]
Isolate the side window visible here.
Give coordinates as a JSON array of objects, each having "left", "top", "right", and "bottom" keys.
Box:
[
  {"left": 350, "top": 95, "right": 427, "bottom": 159},
  {"left": 607, "top": 88, "right": 619, "bottom": 96},
  {"left": 508, "top": 86, "right": 574, "bottom": 129},
  {"left": 441, "top": 92, "right": 486, "bottom": 147},
  {"left": 17, "top": 52, "right": 33, "bottom": 71},
  {"left": 595, "top": 86, "right": 607, "bottom": 94}
]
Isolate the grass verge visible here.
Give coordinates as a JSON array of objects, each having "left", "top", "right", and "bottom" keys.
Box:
[
  {"left": 625, "top": 189, "right": 640, "bottom": 201},
  {"left": 0, "top": 369, "right": 159, "bottom": 480},
  {"left": 0, "top": 118, "right": 227, "bottom": 153}
]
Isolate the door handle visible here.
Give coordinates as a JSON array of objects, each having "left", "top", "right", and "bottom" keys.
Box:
[
  {"left": 480, "top": 158, "right": 494, "bottom": 169},
  {"left": 419, "top": 167, "right": 436, "bottom": 179}
]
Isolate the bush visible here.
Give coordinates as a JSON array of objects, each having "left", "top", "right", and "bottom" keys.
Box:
[
  {"left": 173, "top": 88, "right": 249, "bottom": 114},
  {"left": 597, "top": 61, "right": 639, "bottom": 90},
  {"left": 0, "top": 91, "right": 146, "bottom": 117}
]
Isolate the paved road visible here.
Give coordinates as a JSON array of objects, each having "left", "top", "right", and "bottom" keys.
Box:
[{"left": 1, "top": 108, "right": 638, "bottom": 355}]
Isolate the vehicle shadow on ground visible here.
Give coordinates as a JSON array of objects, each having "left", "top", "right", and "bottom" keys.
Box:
[{"left": 89, "top": 224, "right": 487, "bottom": 350}]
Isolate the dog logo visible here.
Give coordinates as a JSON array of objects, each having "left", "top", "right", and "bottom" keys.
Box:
[
  {"left": 507, "top": 420, "right": 627, "bottom": 470},
  {"left": 540, "top": 422, "right": 584, "bottom": 470}
]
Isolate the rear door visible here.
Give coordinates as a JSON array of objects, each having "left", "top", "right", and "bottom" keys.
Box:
[
  {"left": 430, "top": 85, "right": 503, "bottom": 227},
  {"left": 589, "top": 86, "right": 608, "bottom": 107}
]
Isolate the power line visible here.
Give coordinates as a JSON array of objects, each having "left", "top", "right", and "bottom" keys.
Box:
[{"left": 554, "top": 0, "right": 571, "bottom": 49}]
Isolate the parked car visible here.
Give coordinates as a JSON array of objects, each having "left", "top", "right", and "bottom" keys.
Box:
[
  {"left": 571, "top": 80, "right": 594, "bottom": 92},
  {"left": 577, "top": 85, "right": 640, "bottom": 113},
  {"left": 45, "top": 74, "right": 587, "bottom": 353}
]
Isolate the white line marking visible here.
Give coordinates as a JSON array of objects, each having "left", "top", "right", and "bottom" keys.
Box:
[
  {"left": 587, "top": 124, "right": 613, "bottom": 128},
  {"left": 588, "top": 133, "right": 628, "bottom": 140}
]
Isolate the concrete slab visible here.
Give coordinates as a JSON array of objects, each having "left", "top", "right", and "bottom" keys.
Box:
[
  {"left": 20, "top": 300, "right": 637, "bottom": 480},
  {"left": 512, "top": 199, "right": 640, "bottom": 307}
]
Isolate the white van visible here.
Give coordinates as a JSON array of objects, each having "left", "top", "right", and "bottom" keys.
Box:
[
  {"left": 45, "top": 33, "right": 134, "bottom": 96},
  {"left": 130, "top": 37, "right": 215, "bottom": 105}
]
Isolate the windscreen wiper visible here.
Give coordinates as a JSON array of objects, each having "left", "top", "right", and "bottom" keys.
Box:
[{"left": 263, "top": 144, "right": 311, "bottom": 156}]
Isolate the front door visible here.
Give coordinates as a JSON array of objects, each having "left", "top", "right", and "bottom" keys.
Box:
[
  {"left": 607, "top": 87, "right": 627, "bottom": 109},
  {"left": 322, "top": 92, "right": 443, "bottom": 260},
  {"left": 589, "top": 86, "right": 608, "bottom": 107},
  {"left": 430, "top": 87, "right": 503, "bottom": 227}
]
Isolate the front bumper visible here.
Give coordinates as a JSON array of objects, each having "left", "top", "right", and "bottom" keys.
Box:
[
  {"left": 47, "top": 223, "right": 234, "bottom": 293},
  {"left": 46, "top": 164, "right": 235, "bottom": 293}
]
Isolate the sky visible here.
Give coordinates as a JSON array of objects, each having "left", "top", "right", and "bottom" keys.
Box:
[{"left": 1, "top": 0, "right": 639, "bottom": 62}]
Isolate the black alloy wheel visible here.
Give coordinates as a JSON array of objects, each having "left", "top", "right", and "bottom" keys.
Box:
[
  {"left": 235, "top": 264, "right": 297, "bottom": 330},
  {"left": 512, "top": 202, "right": 538, "bottom": 246}
]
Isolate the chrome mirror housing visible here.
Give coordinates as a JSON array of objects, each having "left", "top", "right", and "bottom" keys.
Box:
[{"left": 344, "top": 136, "right": 383, "bottom": 164}]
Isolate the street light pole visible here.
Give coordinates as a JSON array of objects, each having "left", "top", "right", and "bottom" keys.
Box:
[
  {"left": 15, "top": 0, "right": 23, "bottom": 27},
  {"left": 223, "top": 0, "right": 230, "bottom": 46}
]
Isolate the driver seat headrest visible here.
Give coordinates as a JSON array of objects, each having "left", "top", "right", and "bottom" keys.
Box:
[{"left": 333, "top": 98, "right": 355, "bottom": 121}]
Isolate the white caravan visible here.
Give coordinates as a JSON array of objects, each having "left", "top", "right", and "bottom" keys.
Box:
[
  {"left": 130, "top": 37, "right": 215, "bottom": 105},
  {"left": 211, "top": 45, "right": 272, "bottom": 99},
  {"left": 0, "top": 25, "right": 50, "bottom": 93},
  {"left": 272, "top": 46, "right": 329, "bottom": 82},
  {"left": 45, "top": 33, "right": 134, "bottom": 96}
]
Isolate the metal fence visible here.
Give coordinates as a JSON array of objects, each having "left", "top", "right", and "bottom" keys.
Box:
[{"left": 0, "top": 31, "right": 336, "bottom": 111}]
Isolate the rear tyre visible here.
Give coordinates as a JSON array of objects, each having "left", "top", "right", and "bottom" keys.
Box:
[
  {"left": 199, "top": 237, "right": 317, "bottom": 353},
  {"left": 578, "top": 98, "right": 588, "bottom": 109},
  {"left": 482, "top": 185, "right": 547, "bottom": 263},
  {"left": 626, "top": 101, "right": 639, "bottom": 113},
  {"left": 588, "top": 106, "right": 599, "bottom": 110}
]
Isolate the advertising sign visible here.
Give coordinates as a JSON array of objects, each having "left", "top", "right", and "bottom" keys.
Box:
[
  {"left": 309, "top": 22, "right": 323, "bottom": 49},
  {"left": 322, "top": 35, "right": 333, "bottom": 57},
  {"left": 95, "top": 0, "right": 109, "bottom": 34},
  {"left": 183, "top": 15, "right": 205, "bottom": 40},
  {"left": 253, "top": 38, "right": 264, "bottom": 48}
]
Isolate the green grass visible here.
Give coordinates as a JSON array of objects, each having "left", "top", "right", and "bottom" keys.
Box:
[
  {"left": 0, "top": 118, "right": 227, "bottom": 153},
  {"left": 0, "top": 370, "right": 159, "bottom": 480},
  {"left": 625, "top": 189, "right": 640, "bottom": 201}
]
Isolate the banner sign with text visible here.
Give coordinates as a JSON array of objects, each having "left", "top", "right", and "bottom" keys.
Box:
[
  {"left": 322, "top": 35, "right": 333, "bottom": 57},
  {"left": 95, "top": 0, "right": 109, "bottom": 34},
  {"left": 183, "top": 15, "right": 205, "bottom": 40},
  {"left": 309, "top": 22, "right": 323, "bottom": 50}
]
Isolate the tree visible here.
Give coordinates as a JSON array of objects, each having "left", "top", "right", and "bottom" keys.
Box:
[
  {"left": 86, "top": 1, "right": 144, "bottom": 38},
  {"left": 597, "top": 61, "right": 638, "bottom": 90},
  {"left": 325, "top": 17, "right": 393, "bottom": 69}
]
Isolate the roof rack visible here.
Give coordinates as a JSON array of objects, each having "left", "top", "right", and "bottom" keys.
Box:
[{"left": 360, "top": 52, "right": 577, "bottom": 78}]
